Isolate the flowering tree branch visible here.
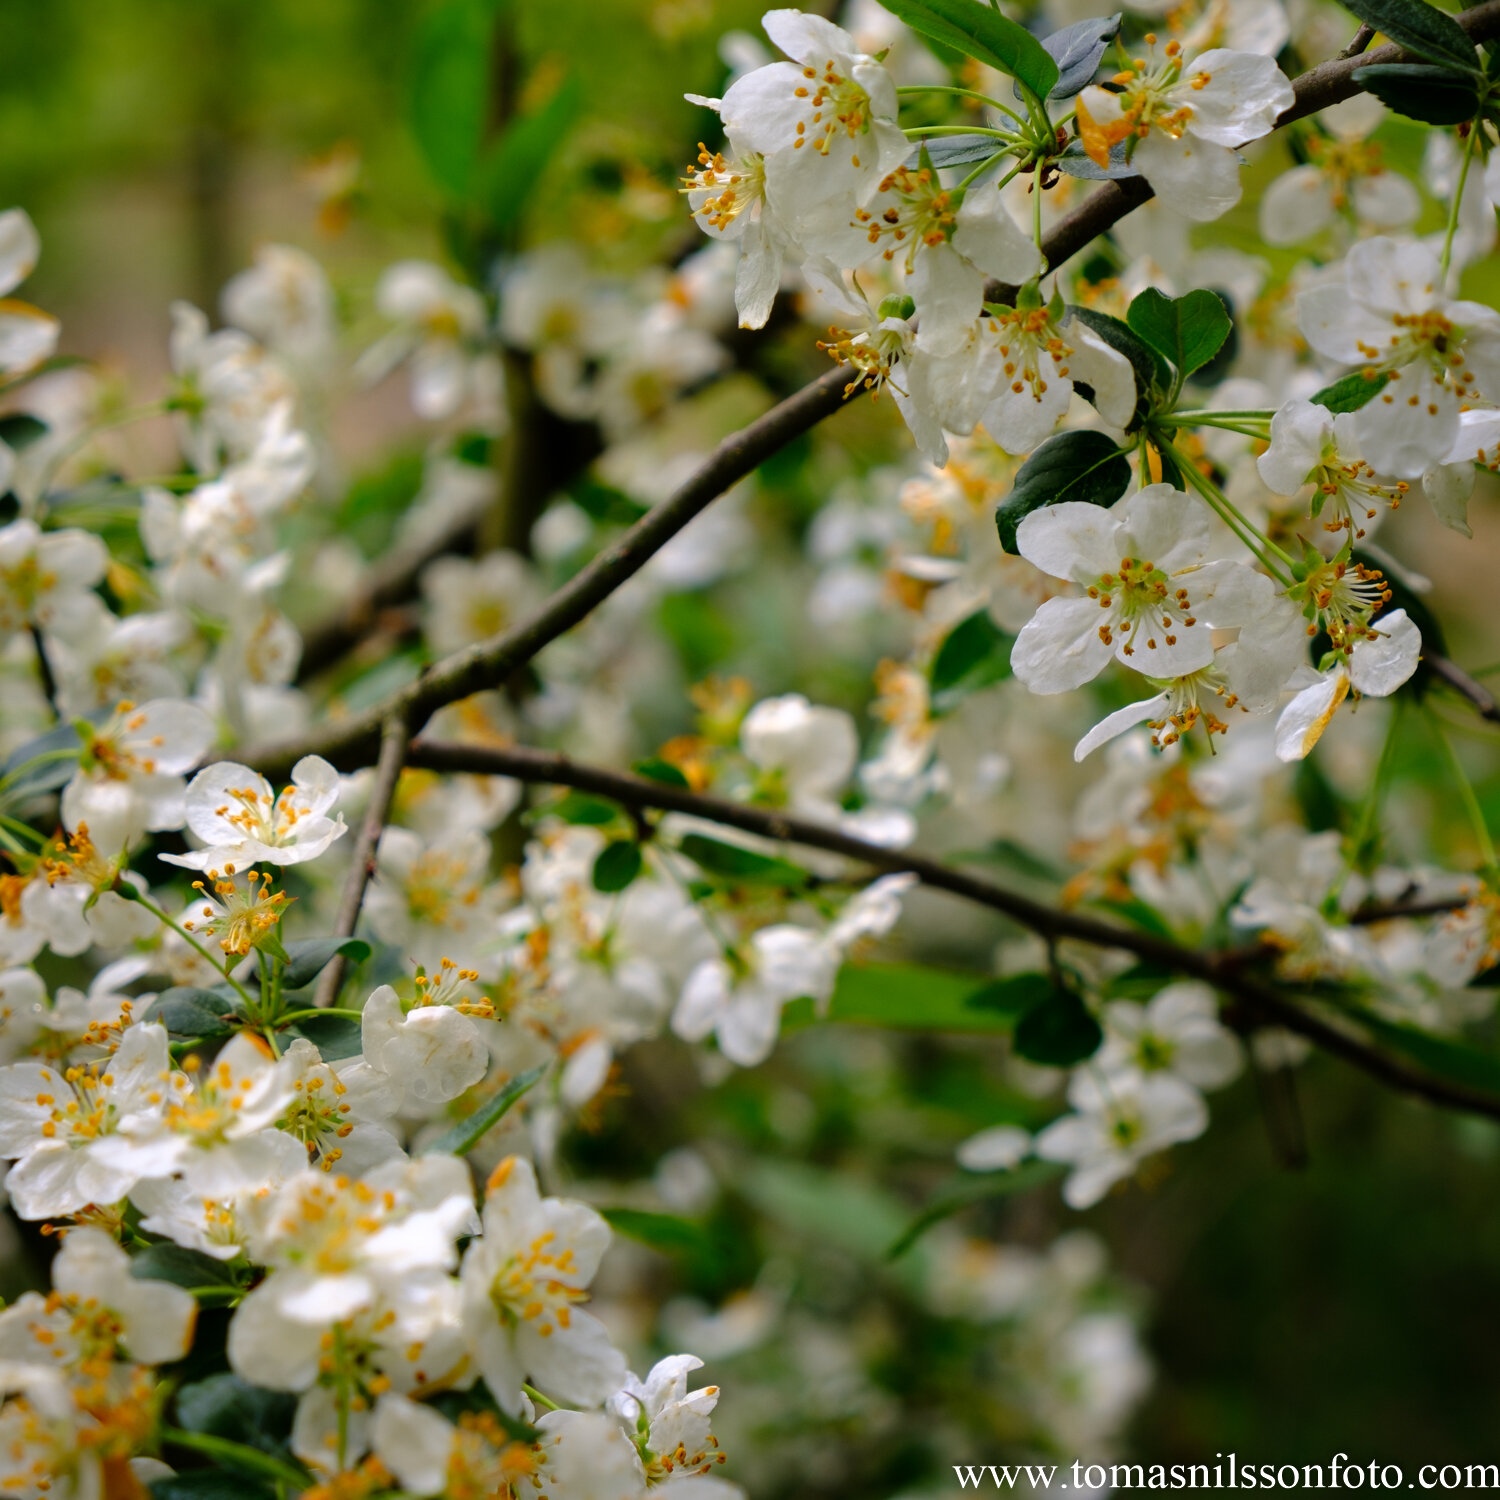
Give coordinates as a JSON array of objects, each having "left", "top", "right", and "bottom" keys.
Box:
[
  {"left": 405, "top": 736, "right": 1500, "bottom": 1123},
  {"left": 242, "top": 0, "right": 1500, "bottom": 785}
]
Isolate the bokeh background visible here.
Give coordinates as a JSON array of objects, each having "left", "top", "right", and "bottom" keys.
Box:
[{"left": 5, "top": 0, "right": 1500, "bottom": 1481}]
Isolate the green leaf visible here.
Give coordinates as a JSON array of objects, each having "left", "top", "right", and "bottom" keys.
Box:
[
  {"left": 573, "top": 478, "right": 649, "bottom": 525},
  {"left": 1311, "top": 368, "right": 1392, "bottom": 413},
  {"left": 1012, "top": 983, "right": 1103, "bottom": 1065},
  {"left": 550, "top": 791, "right": 620, "bottom": 825},
  {"left": 424, "top": 1063, "right": 547, "bottom": 1157},
  {"left": 131, "top": 1243, "right": 241, "bottom": 1291},
  {"left": 874, "top": 0, "right": 1059, "bottom": 100},
  {"left": 279, "top": 936, "right": 371, "bottom": 991},
  {"left": 678, "top": 832, "right": 809, "bottom": 888},
  {"left": 995, "top": 429, "right": 1132, "bottom": 554},
  {"left": 141, "top": 987, "right": 246, "bottom": 1040},
  {"left": 1339, "top": 0, "right": 1481, "bottom": 74},
  {"left": 740, "top": 1159, "right": 928, "bottom": 1281},
  {"left": 152, "top": 1476, "right": 278, "bottom": 1500},
  {"left": 811, "top": 962, "right": 1026, "bottom": 1032},
  {"left": 1056, "top": 138, "right": 1141, "bottom": 181},
  {"left": 174, "top": 1374, "right": 297, "bottom": 1457},
  {"left": 0, "top": 712, "right": 104, "bottom": 805},
  {"left": 965, "top": 971, "right": 1055, "bottom": 1022},
  {"left": 1035, "top": 12, "right": 1120, "bottom": 99},
  {"left": 1126, "top": 286, "right": 1233, "bottom": 382},
  {"left": 929, "top": 608, "right": 1013, "bottom": 710},
  {"left": 592, "top": 839, "right": 643, "bottom": 893},
  {"left": 282, "top": 1012, "right": 365, "bottom": 1062},
  {"left": 904, "top": 134, "right": 1009, "bottom": 171},
  {"left": 409, "top": 0, "right": 507, "bottom": 197},
  {"left": 601, "top": 1207, "right": 713, "bottom": 1256},
  {"left": 632, "top": 757, "right": 690, "bottom": 789},
  {"left": 477, "top": 72, "right": 583, "bottom": 239},
  {"left": 886, "top": 1161, "right": 1066, "bottom": 1259},
  {"left": 1359, "top": 1013, "right": 1500, "bottom": 1096},
  {"left": 0, "top": 413, "right": 47, "bottom": 452},
  {"left": 1353, "top": 61, "right": 1481, "bottom": 123}
]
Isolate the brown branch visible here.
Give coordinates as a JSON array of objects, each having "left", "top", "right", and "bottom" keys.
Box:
[
  {"left": 241, "top": 1, "right": 1500, "bottom": 779},
  {"left": 406, "top": 737, "right": 1500, "bottom": 1123},
  {"left": 244, "top": 366, "right": 857, "bottom": 778},
  {"left": 313, "top": 712, "right": 410, "bottom": 1008},
  {"left": 1429, "top": 652, "right": 1500, "bottom": 725}
]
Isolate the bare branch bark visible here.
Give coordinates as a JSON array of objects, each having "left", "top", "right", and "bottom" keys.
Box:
[
  {"left": 406, "top": 736, "right": 1500, "bottom": 1122},
  {"left": 313, "top": 712, "right": 410, "bottom": 1008}
]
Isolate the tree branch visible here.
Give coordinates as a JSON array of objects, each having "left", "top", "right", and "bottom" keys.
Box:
[
  {"left": 241, "top": 0, "right": 1500, "bottom": 780},
  {"left": 314, "top": 712, "right": 410, "bottom": 1008},
  {"left": 1429, "top": 651, "right": 1500, "bottom": 725},
  {"left": 406, "top": 736, "right": 1500, "bottom": 1123}
]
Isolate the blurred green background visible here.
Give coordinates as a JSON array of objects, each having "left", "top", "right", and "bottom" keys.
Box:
[{"left": 5, "top": 0, "right": 1500, "bottom": 1475}]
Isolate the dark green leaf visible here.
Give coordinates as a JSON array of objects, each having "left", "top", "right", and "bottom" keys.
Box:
[
  {"left": 550, "top": 792, "right": 621, "bottom": 825},
  {"left": 811, "top": 962, "right": 1022, "bottom": 1031},
  {"left": 279, "top": 936, "right": 372, "bottom": 991},
  {"left": 283, "top": 1012, "right": 364, "bottom": 1062},
  {"left": 477, "top": 73, "right": 583, "bottom": 238},
  {"left": 592, "top": 839, "right": 643, "bottom": 893},
  {"left": 929, "top": 608, "right": 1013, "bottom": 710},
  {"left": 678, "top": 832, "right": 809, "bottom": 888},
  {"left": 1036, "top": 12, "right": 1120, "bottom": 99},
  {"left": 601, "top": 1207, "right": 713, "bottom": 1256},
  {"left": 965, "top": 971, "right": 1054, "bottom": 1022},
  {"left": 132, "top": 1243, "right": 241, "bottom": 1291},
  {"left": 175, "top": 1375, "right": 297, "bottom": 1453},
  {"left": 904, "top": 133, "right": 1009, "bottom": 170},
  {"left": 153, "top": 1476, "right": 277, "bottom": 1500},
  {"left": 1126, "top": 286, "right": 1233, "bottom": 381},
  {"left": 0, "top": 414, "right": 47, "bottom": 452},
  {"left": 874, "top": 0, "right": 1059, "bottom": 99},
  {"left": 1312, "top": 368, "right": 1392, "bottom": 413},
  {"left": 632, "top": 757, "right": 690, "bottom": 789},
  {"left": 1012, "top": 983, "right": 1103, "bottom": 1065},
  {"left": 995, "top": 429, "right": 1132, "bottom": 554},
  {"left": 1339, "top": 0, "right": 1481, "bottom": 73},
  {"left": 1055, "top": 137, "right": 1140, "bottom": 180},
  {"left": 142, "top": 987, "right": 246, "bottom": 1040},
  {"left": 409, "top": 0, "right": 507, "bottom": 196},
  {"left": 1353, "top": 62, "right": 1482, "bottom": 123},
  {"left": 424, "top": 1062, "right": 547, "bottom": 1156},
  {"left": 886, "top": 1161, "right": 1065, "bottom": 1259},
  {"left": 571, "top": 478, "right": 649, "bottom": 524}
]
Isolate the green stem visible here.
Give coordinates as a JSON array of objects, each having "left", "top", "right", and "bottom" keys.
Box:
[
  {"left": 35, "top": 399, "right": 170, "bottom": 504},
  {"left": 956, "top": 150, "right": 1015, "bottom": 191},
  {"left": 275, "top": 1007, "right": 367, "bottom": 1026},
  {"left": 1435, "top": 718, "right": 1499, "bottom": 875},
  {"left": 1158, "top": 437, "right": 1296, "bottom": 584},
  {"left": 130, "top": 890, "right": 258, "bottom": 1010},
  {"left": 523, "top": 1382, "right": 562, "bottom": 1412},
  {"left": 1440, "top": 122, "right": 1480, "bottom": 281},
  {"left": 1032, "top": 158, "right": 1044, "bottom": 254},
  {"left": 897, "top": 83, "right": 1024, "bottom": 125},
  {"left": 161, "top": 1429, "right": 309, "bottom": 1488},
  {"left": 903, "top": 124, "right": 1023, "bottom": 142}
]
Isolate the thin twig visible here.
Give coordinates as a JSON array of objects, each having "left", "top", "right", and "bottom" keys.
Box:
[
  {"left": 405, "top": 737, "right": 1500, "bottom": 1123},
  {"left": 313, "top": 713, "right": 410, "bottom": 1009},
  {"left": 1429, "top": 652, "right": 1500, "bottom": 725},
  {"left": 1338, "top": 23, "right": 1377, "bottom": 59}
]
